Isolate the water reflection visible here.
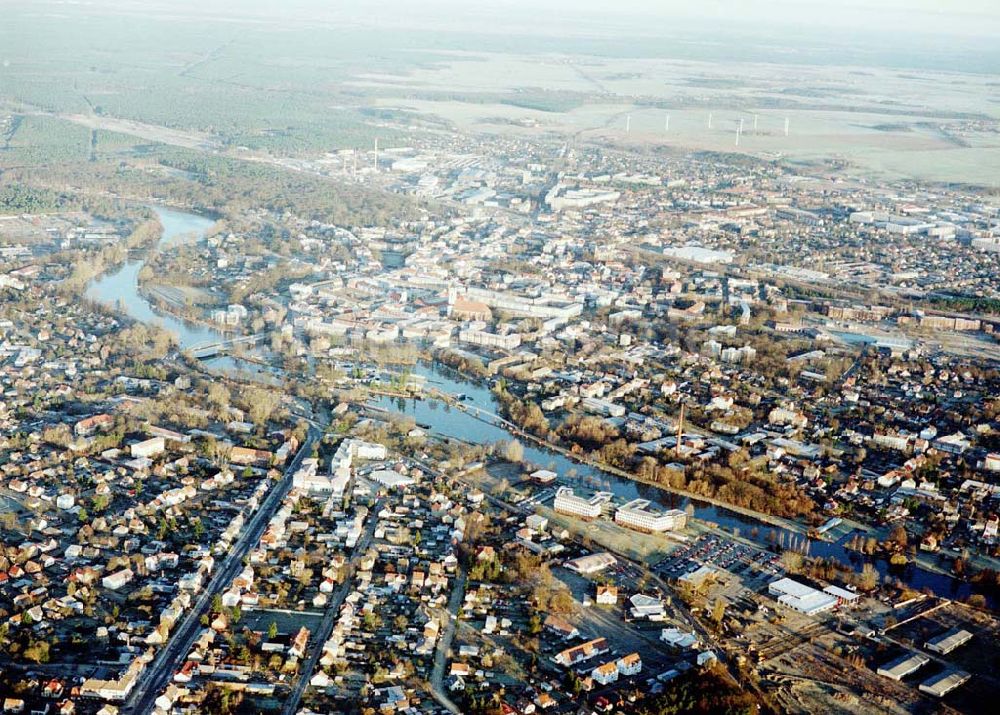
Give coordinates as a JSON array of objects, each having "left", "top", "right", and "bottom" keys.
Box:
[
  {"left": 372, "top": 360, "right": 991, "bottom": 606},
  {"left": 83, "top": 206, "right": 274, "bottom": 381}
]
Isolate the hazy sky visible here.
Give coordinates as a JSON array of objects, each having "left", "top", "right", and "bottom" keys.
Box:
[
  {"left": 393, "top": 0, "right": 1000, "bottom": 37},
  {"left": 80, "top": 0, "right": 1000, "bottom": 38},
  {"left": 605, "top": 0, "right": 1000, "bottom": 35}
]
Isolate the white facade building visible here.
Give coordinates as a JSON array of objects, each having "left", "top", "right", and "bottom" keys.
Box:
[
  {"left": 553, "top": 487, "right": 611, "bottom": 520},
  {"left": 768, "top": 577, "right": 838, "bottom": 615},
  {"left": 130, "top": 437, "right": 165, "bottom": 459},
  {"left": 615, "top": 499, "right": 687, "bottom": 533},
  {"left": 458, "top": 329, "right": 521, "bottom": 350}
]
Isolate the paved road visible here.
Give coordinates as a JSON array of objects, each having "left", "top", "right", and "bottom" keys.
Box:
[
  {"left": 279, "top": 498, "right": 383, "bottom": 715},
  {"left": 429, "top": 567, "right": 467, "bottom": 715},
  {"left": 124, "top": 429, "right": 319, "bottom": 715}
]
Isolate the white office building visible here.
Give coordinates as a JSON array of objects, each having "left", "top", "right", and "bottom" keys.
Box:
[
  {"left": 294, "top": 440, "right": 387, "bottom": 496},
  {"left": 615, "top": 499, "right": 687, "bottom": 533},
  {"left": 553, "top": 487, "right": 612, "bottom": 520},
  {"left": 458, "top": 328, "right": 521, "bottom": 350}
]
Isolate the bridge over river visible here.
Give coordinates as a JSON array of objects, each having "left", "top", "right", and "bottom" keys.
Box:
[{"left": 184, "top": 332, "right": 269, "bottom": 359}]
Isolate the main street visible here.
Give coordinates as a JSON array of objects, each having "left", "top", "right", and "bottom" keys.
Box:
[
  {"left": 124, "top": 427, "right": 319, "bottom": 714},
  {"left": 279, "top": 497, "right": 384, "bottom": 715},
  {"left": 429, "top": 567, "right": 467, "bottom": 715}
]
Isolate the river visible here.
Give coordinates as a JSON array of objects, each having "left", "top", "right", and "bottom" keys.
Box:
[
  {"left": 84, "top": 206, "right": 272, "bottom": 377},
  {"left": 372, "top": 362, "right": 993, "bottom": 606},
  {"left": 82, "top": 206, "right": 991, "bottom": 607},
  {"left": 85, "top": 207, "right": 221, "bottom": 347}
]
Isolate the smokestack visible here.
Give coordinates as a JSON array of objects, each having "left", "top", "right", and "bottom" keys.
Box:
[{"left": 676, "top": 404, "right": 685, "bottom": 458}]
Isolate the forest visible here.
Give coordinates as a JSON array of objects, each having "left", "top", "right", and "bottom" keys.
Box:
[
  {"left": 0, "top": 7, "right": 437, "bottom": 155},
  {"left": 633, "top": 666, "right": 764, "bottom": 715},
  {"left": 0, "top": 141, "right": 418, "bottom": 226}
]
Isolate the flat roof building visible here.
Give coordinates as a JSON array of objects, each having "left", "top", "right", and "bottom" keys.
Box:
[
  {"left": 919, "top": 669, "right": 971, "bottom": 698},
  {"left": 877, "top": 652, "right": 930, "bottom": 681},
  {"left": 615, "top": 499, "right": 687, "bottom": 533},
  {"left": 553, "top": 487, "right": 612, "bottom": 520},
  {"left": 768, "top": 577, "right": 838, "bottom": 615},
  {"left": 925, "top": 628, "right": 973, "bottom": 655}
]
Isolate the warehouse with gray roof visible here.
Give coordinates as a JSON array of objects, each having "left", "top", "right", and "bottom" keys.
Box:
[
  {"left": 925, "top": 628, "right": 973, "bottom": 655},
  {"left": 877, "top": 652, "right": 930, "bottom": 681},
  {"left": 919, "top": 669, "right": 971, "bottom": 698}
]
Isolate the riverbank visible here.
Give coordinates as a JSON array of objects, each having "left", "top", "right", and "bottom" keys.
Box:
[
  {"left": 138, "top": 283, "right": 230, "bottom": 336},
  {"left": 372, "top": 361, "right": 996, "bottom": 608},
  {"left": 83, "top": 205, "right": 280, "bottom": 389},
  {"left": 410, "top": 381, "right": 819, "bottom": 537},
  {"left": 76, "top": 202, "right": 996, "bottom": 609}
]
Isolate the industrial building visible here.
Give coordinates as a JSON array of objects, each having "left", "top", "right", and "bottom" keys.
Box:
[
  {"left": 924, "top": 627, "right": 973, "bottom": 655},
  {"left": 661, "top": 627, "right": 699, "bottom": 650},
  {"left": 367, "top": 469, "right": 416, "bottom": 490},
  {"left": 822, "top": 585, "right": 860, "bottom": 606},
  {"left": 563, "top": 552, "right": 617, "bottom": 575},
  {"left": 662, "top": 245, "right": 734, "bottom": 265},
  {"left": 768, "top": 578, "right": 839, "bottom": 615},
  {"left": 580, "top": 396, "right": 626, "bottom": 418},
  {"left": 919, "top": 669, "right": 971, "bottom": 698},
  {"left": 545, "top": 183, "right": 621, "bottom": 211},
  {"left": 877, "top": 652, "right": 930, "bottom": 681},
  {"left": 629, "top": 593, "right": 666, "bottom": 620},
  {"left": 130, "top": 436, "right": 165, "bottom": 459},
  {"left": 678, "top": 565, "right": 717, "bottom": 589}
]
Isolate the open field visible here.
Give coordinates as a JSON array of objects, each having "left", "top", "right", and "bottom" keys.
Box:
[
  {"left": 240, "top": 608, "right": 325, "bottom": 637},
  {"left": 364, "top": 52, "right": 1000, "bottom": 186},
  {"left": 3, "top": 4, "right": 999, "bottom": 185},
  {"left": 539, "top": 505, "right": 683, "bottom": 566}
]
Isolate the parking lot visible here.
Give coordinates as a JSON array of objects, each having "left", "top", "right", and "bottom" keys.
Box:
[{"left": 655, "top": 533, "right": 785, "bottom": 591}]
